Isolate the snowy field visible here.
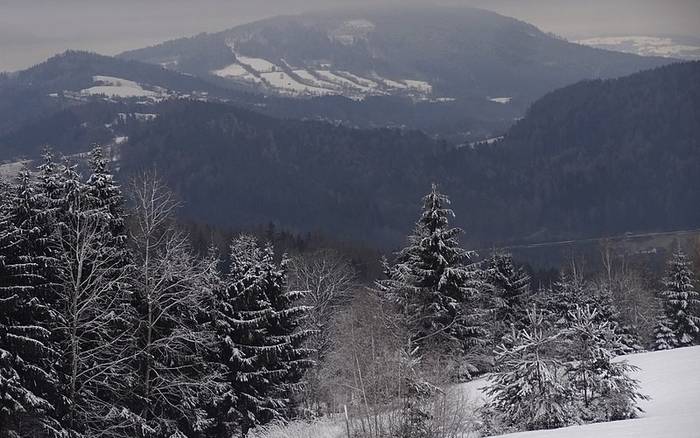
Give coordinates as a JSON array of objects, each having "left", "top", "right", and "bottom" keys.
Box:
[
  {"left": 486, "top": 346, "right": 700, "bottom": 438},
  {"left": 250, "top": 346, "right": 700, "bottom": 438}
]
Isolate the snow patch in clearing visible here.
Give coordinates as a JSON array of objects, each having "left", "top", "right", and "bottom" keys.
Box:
[
  {"left": 403, "top": 80, "right": 433, "bottom": 94},
  {"left": 489, "top": 97, "right": 512, "bottom": 104},
  {"left": 260, "top": 71, "right": 333, "bottom": 96},
  {"left": 316, "top": 70, "right": 374, "bottom": 93},
  {"left": 237, "top": 56, "right": 278, "bottom": 73},
  {"left": 212, "top": 63, "right": 249, "bottom": 78},
  {"left": 81, "top": 76, "right": 159, "bottom": 99},
  {"left": 211, "top": 63, "right": 262, "bottom": 84},
  {"left": 292, "top": 70, "right": 339, "bottom": 89}
]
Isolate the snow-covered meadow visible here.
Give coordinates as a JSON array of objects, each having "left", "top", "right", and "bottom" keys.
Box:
[
  {"left": 250, "top": 346, "right": 700, "bottom": 438},
  {"left": 487, "top": 346, "right": 700, "bottom": 438}
]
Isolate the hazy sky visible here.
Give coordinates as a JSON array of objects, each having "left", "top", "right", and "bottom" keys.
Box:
[{"left": 1, "top": 0, "right": 699, "bottom": 72}]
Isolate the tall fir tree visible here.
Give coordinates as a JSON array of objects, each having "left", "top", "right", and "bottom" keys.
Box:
[
  {"left": 563, "top": 305, "right": 647, "bottom": 422},
  {"left": 651, "top": 313, "right": 677, "bottom": 351},
  {"left": 85, "top": 145, "right": 127, "bottom": 246},
  {"left": 212, "top": 235, "right": 312, "bottom": 437},
  {"left": 589, "top": 283, "right": 642, "bottom": 353},
  {"left": 382, "top": 184, "right": 485, "bottom": 364},
  {"left": 0, "top": 171, "right": 65, "bottom": 438},
  {"left": 484, "top": 252, "right": 530, "bottom": 348},
  {"left": 658, "top": 247, "right": 700, "bottom": 346}
]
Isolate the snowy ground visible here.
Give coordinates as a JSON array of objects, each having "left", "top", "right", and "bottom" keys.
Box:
[
  {"left": 486, "top": 346, "right": 700, "bottom": 438},
  {"left": 249, "top": 347, "right": 700, "bottom": 438}
]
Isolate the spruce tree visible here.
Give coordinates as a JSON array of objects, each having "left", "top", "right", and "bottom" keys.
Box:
[
  {"left": 651, "top": 313, "right": 677, "bottom": 351},
  {"left": 212, "top": 235, "right": 312, "bottom": 437},
  {"left": 590, "top": 283, "right": 642, "bottom": 353},
  {"left": 382, "top": 184, "right": 485, "bottom": 362},
  {"left": 563, "top": 305, "right": 647, "bottom": 422},
  {"left": 483, "top": 309, "right": 573, "bottom": 432},
  {"left": 658, "top": 247, "right": 700, "bottom": 346},
  {"left": 85, "top": 145, "right": 127, "bottom": 245},
  {"left": 484, "top": 252, "right": 530, "bottom": 347},
  {"left": 0, "top": 172, "right": 64, "bottom": 438}
]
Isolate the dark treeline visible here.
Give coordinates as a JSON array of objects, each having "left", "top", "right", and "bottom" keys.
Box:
[{"left": 2, "top": 149, "right": 698, "bottom": 437}]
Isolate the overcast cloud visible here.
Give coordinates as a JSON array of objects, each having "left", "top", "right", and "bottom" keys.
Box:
[{"left": 1, "top": 0, "right": 699, "bottom": 72}]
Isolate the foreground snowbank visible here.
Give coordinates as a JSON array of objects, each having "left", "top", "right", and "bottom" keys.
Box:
[{"left": 493, "top": 346, "right": 700, "bottom": 438}]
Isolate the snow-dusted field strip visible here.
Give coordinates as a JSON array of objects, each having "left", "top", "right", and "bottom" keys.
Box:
[
  {"left": 490, "top": 346, "right": 700, "bottom": 438},
  {"left": 81, "top": 75, "right": 160, "bottom": 99},
  {"left": 315, "top": 70, "right": 375, "bottom": 92},
  {"left": 210, "top": 51, "right": 436, "bottom": 98},
  {"left": 237, "top": 56, "right": 277, "bottom": 73},
  {"left": 489, "top": 97, "right": 512, "bottom": 104},
  {"left": 260, "top": 71, "right": 334, "bottom": 95}
]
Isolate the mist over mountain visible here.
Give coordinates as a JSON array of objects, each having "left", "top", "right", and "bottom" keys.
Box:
[{"left": 120, "top": 6, "right": 671, "bottom": 105}]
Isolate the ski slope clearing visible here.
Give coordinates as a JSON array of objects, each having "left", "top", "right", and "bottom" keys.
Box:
[{"left": 491, "top": 346, "right": 700, "bottom": 438}]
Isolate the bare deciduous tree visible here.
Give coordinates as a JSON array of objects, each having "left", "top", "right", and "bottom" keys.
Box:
[
  {"left": 54, "top": 191, "right": 134, "bottom": 438},
  {"left": 288, "top": 249, "right": 356, "bottom": 415},
  {"left": 128, "top": 174, "right": 219, "bottom": 437}
]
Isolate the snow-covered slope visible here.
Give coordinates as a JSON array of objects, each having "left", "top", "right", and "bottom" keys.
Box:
[
  {"left": 80, "top": 75, "right": 163, "bottom": 99},
  {"left": 575, "top": 36, "right": 700, "bottom": 60},
  {"left": 210, "top": 48, "right": 435, "bottom": 99},
  {"left": 491, "top": 346, "right": 700, "bottom": 438}
]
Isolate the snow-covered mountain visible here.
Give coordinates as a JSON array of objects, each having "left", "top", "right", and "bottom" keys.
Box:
[
  {"left": 575, "top": 35, "right": 700, "bottom": 60},
  {"left": 119, "top": 6, "right": 672, "bottom": 104}
]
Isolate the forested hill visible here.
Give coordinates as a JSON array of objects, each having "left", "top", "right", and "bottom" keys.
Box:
[
  {"left": 467, "top": 61, "right": 700, "bottom": 240},
  {"left": 120, "top": 100, "right": 440, "bottom": 245},
  {"left": 117, "top": 61, "right": 700, "bottom": 247}
]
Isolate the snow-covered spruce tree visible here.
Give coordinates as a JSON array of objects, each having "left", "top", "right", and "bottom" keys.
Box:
[
  {"left": 482, "top": 308, "right": 573, "bottom": 433},
  {"left": 52, "top": 162, "right": 136, "bottom": 438},
  {"left": 483, "top": 252, "right": 530, "bottom": 348},
  {"left": 538, "top": 271, "right": 591, "bottom": 326},
  {"left": 0, "top": 172, "right": 65, "bottom": 438},
  {"left": 127, "top": 175, "right": 219, "bottom": 438},
  {"left": 651, "top": 313, "right": 677, "bottom": 351},
  {"left": 563, "top": 305, "right": 647, "bottom": 422},
  {"left": 85, "top": 145, "right": 127, "bottom": 248},
  {"left": 593, "top": 284, "right": 642, "bottom": 354},
  {"left": 658, "top": 247, "right": 700, "bottom": 347},
  {"left": 381, "top": 183, "right": 485, "bottom": 374},
  {"left": 212, "top": 235, "right": 312, "bottom": 437}
]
